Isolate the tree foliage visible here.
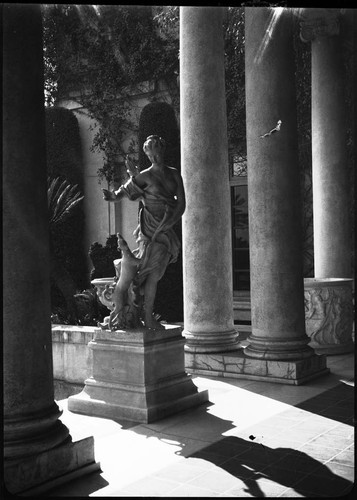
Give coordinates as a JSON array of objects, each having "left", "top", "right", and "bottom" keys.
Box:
[
  {"left": 224, "top": 7, "right": 247, "bottom": 155},
  {"left": 42, "top": 4, "right": 180, "bottom": 184}
]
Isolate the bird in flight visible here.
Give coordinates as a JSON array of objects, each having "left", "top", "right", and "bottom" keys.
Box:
[{"left": 260, "top": 120, "right": 282, "bottom": 138}]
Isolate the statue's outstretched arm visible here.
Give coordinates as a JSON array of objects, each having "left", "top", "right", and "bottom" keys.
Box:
[{"left": 125, "top": 155, "right": 140, "bottom": 177}]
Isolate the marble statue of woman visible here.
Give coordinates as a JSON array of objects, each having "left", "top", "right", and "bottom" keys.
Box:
[{"left": 102, "top": 135, "right": 186, "bottom": 330}]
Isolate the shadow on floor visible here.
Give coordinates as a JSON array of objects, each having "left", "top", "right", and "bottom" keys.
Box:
[
  {"left": 184, "top": 435, "right": 353, "bottom": 497},
  {"left": 295, "top": 382, "right": 354, "bottom": 425},
  {"left": 126, "top": 394, "right": 353, "bottom": 497},
  {"left": 45, "top": 471, "right": 108, "bottom": 497}
]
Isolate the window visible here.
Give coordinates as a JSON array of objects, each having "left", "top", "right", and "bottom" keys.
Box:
[{"left": 229, "top": 153, "right": 250, "bottom": 291}]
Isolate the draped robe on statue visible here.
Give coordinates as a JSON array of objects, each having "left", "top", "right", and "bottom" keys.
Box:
[{"left": 118, "top": 176, "right": 180, "bottom": 290}]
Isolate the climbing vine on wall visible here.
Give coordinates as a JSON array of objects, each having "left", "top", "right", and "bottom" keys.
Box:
[{"left": 42, "top": 4, "right": 180, "bottom": 184}]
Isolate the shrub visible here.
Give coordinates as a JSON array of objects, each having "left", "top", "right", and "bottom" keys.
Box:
[{"left": 89, "top": 234, "right": 122, "bottom": 280}]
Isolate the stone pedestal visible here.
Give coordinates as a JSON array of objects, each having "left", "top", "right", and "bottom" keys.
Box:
[
  {"left": 304, "top": 278, "right": 354, "bottom": 354},
  {"left": 68, "top": 325, "right": 208, "bottom": 423},
  {"left": 180, "top": 6, "right": 238, "bottom": 353}
]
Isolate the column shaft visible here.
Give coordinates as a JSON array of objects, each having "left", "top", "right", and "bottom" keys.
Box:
[
  {"left": 244, "top": 7, "right": 312, "bottom": 360},
  {"left": 3, "top": 4, "right": 69, "bottom": 459},
  {"left": 180, "top": 6, "right": 238, "bottom": 353},
  {"left": 312, "top": 33, "right": 351, "bottom": 278}
]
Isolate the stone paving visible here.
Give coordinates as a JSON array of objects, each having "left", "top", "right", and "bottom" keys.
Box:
[{"left": 48, "top": 353, "right": 354, "bottom": 497}]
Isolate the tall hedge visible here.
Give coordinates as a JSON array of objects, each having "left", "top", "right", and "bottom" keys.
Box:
[
  {"left": 46, "top": 106, "right": 84, "bottom": 187},
  {"left": 138, "top": 101, "right": 180, "bottom": 172},
  {"left": 46, "top": 106, "right": 88, "bottom": 291},
  {"left": 138, "top": 101, "right": 183, "bottom": 322}
]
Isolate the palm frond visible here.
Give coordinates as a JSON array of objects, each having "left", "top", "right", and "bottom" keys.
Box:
[{"left": 48, "top": 176, "right": 84, "bottom": 226}]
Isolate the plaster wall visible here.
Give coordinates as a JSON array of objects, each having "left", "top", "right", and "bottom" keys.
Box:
[{"left": 57, "top": 99, "right": 116, "bottom": 266}]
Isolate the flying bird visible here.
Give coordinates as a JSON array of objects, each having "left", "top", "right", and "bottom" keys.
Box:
[{"left": 260, "top": 120, "right": 282, "bottom": 138}]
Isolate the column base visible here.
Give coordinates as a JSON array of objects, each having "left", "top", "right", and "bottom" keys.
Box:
[
  {"left": 4, "top": 402, "right": 70, "bottom": 459},
  {"left": 4, "top": 436, "right": 100, "bottom": 496},
  {"left": 183, "top": 329, "right": 240, "bottom": 353},
  {"left": 243, "top": 334, "right": 314, "bottom": 360},
  {"left": 185, "top": 349, "right": 329, "bottom": 385},
  {"left": 68, "top": 325, "right": 209, "bottom": 423}
]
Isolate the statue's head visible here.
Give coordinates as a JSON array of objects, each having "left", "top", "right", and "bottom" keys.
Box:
[{"left": 143, "top": 135, "right": 166, "bottom": 163}]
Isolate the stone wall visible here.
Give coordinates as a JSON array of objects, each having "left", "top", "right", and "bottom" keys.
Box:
[{"left": 52, "top": 325, "right": 96, "bottom": 400}]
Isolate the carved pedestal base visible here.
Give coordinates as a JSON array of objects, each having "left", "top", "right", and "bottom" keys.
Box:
[
  {"left": 68, "top": 325, "right": 208, "bottom": 423},
  {"left": 185, "top": 350, "right": 329, "bottom": 385},
  {"left": 4, "top": 436, "right": 99, "bottom": 496},
  {"left": 304, "top": 278, "right": 354, "bottom": 355}
]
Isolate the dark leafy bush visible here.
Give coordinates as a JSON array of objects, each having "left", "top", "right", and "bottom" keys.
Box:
[
  {"left": 89, "top": 234, "right": 122, "bottom": 280},
  {"left": 46, "top": 106, "right": 83, "bottom": 188}
]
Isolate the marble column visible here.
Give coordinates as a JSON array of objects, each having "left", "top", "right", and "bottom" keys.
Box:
[
  {"left": 310, "top": 12, "right": 352, "bottom": 278},
  {"left": 244, "top": 7, "right": 314, "bottom": 360},
  {"left": 180, "top": 6, "right": 238, "bottom": 353},
  {"left": 3, "top": 5, "right": 97, "bottom": 494}
]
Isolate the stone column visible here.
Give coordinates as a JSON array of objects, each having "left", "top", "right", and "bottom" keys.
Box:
[
  {"left": 3, "top": 5, "right": 97, "bottom": 494},
  {"left": 180, "top": 6, "right": 238, "bottom": 353},
  {"left": 244, "top": 7, "right": 313, "bottom": 360},
  {"left": 309, "top": 11, "right": 352, "bottom": 278}
]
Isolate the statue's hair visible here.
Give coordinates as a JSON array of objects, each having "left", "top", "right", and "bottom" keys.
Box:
[{"left": 143, "top": 135, "right": 166, "bottom": 153}]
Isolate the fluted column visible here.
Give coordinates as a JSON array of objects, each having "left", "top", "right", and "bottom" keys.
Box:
[
  {"left": 3, "top": 4, "right": 70, "bottom": 461},
  {"left": 309, "top": 11, "right": 351, "bottom": 278},
  {"left": 180, "top": 6, "right": 238, "bottom": 353},
  {"left": 244, "top": 7, "right": 313, "bottom": 360}
]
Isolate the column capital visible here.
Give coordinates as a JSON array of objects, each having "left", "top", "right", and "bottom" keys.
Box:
[{"left": 298, "top": 8, "right": 343, "bottom": 43}]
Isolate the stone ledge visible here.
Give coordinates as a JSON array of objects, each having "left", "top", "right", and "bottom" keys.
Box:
[
  {"left": 52, "top": 325, "right": 97, "bottom": 344},
  {"left": 185, "top": 350, "right": 329, "bottom": 385}
]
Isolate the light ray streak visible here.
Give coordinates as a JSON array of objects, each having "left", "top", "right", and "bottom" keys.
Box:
[{"left": 254, "top": 7, "right": 284, "bottom": 65}]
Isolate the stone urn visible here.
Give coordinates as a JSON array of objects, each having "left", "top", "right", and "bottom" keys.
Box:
[
  {"left": 91, "top": 275, "right": 143, "bottom": 330},
  {"left": 91, "top": 277, "right": 116, "bottom": 312},
  {"left": 304, "top": 278, "right": 354, "bottom": 355}
]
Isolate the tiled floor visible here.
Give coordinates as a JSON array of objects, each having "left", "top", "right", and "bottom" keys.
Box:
[{"left": 48, "top": 352, "right": 354, "bottom": 497}]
